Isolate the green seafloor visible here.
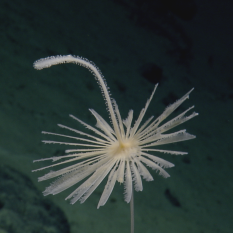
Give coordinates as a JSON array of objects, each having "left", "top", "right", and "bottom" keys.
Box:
[{"left": 0, "top": 0, "right": 232, "bottom": 232}]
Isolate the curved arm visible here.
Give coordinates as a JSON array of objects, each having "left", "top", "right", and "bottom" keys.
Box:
[{"left": 33, "top": 55, "right": 121, "bottom": 140}]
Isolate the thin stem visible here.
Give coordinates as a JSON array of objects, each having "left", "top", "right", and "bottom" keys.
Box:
[{"left": 130, "top": 190, "right": 134, "bottom": 233}]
